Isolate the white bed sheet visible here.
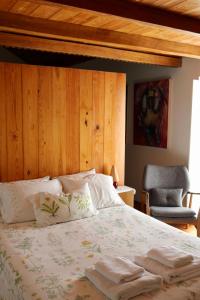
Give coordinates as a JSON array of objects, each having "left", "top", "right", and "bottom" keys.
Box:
[{"left": 0, "top": 205, "right": 200, "bottom": 300}]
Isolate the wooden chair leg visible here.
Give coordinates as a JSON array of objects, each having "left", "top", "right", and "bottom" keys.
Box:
[{"left": 197, "top": 223, "right": 200, "bottom": 238}]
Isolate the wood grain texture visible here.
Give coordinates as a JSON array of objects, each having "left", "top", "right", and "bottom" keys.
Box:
[
  {"left": 0, "top": 62, "right": 126, "bottom": 184},
  {"left": 45, "top": 0, "right": 200, "bottom": 34},
  {"left": 38, "top": 66, "right": 52, "bottom": 177},
  {"left": 67, "top": 69, "right": 80, "bottom": 174},
  {"left": 0, "top": 11, "right": 199, "bottom": 56},
  {"left": 5, "top": 64, "right": 23, "bottom": 181},
  {"left": 92, "top": 71, "right": 105, "bottom": 173},
  {"left": 51, "top": 67, "right": 68, "bottom": 176},
  {"left": 80, "top": 70, "right": 93, "bottom": 171},
  {"left": 0, "top": 32, "right": 182, "bottom": 67},
  {"left": 22, "top": 65, "right": 39, "bottom": 179},
  {"left": 0, "top": 64, "right": 7, "bottom": 181}
]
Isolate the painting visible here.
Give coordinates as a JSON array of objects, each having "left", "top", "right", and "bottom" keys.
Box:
[{"left": 133, "top": 78, "right": 169, "bottom": 148}]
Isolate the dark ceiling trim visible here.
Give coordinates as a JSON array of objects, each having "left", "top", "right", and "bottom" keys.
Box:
[{"left": 46, "top": 0, "right": 200, "bottom": 34}]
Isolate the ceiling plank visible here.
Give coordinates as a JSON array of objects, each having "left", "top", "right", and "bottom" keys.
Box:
[
  {"left": 0, "top": 32, "right": 182, "bottom": 67},
  {"left": 44, "top": 0, "right": 200, "bottom": 34},
  {"left": 0, "top": 11, "right": 200, "bottom": 59}
]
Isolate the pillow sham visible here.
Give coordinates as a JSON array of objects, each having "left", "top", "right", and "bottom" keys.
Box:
[
  {"left": 0, "top": 176, "right": 50, "bottom": 185},
  {"left": 0, "top": 176, "right": 50, "bottom": 219},
  {"left": 31, "top": 182, "right": 97, "bottom": 226},
  {"left": 59, "top": 173, "right": 124, "bottom": 209},
  {"left": 0, "top": 179, "right": 62, "bottom": 224},
  {"left": 149, "top": 188, "right": 183, "bottom": 207},
  {"left": 58, "top": 168, "right": 95, "bottom": 181}
]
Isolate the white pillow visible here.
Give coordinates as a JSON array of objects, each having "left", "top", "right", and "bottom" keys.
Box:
[
  {"left": 59, "top": 173, "right": 124, "bottom": 209},
  {"left": 31, "top": 182, "right": 97, "bottom": 226},
  {"left": 0, "top": 179, "right": 62, "bottom": 224},
  {"left": 0, "top": 176, "right": 50, "bottom": 219},
  {"left": 58, "top": 169, "right": 95, "bottom": 181},
  {"left": 0, "top": 176, "right": 50, "bottom": 184}
]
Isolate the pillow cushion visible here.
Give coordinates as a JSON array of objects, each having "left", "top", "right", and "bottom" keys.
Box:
[
  {"left": 59, "top": 173, "right": 124, "bottom": 209},
  {"left": 0, "top": 179, "right": 62, "bottom": 224},
  {"left": 58, "top": 169, "right": 95, "bottom": 181},
  {"left": 149, "top": 188, "right": 183, "bottom": 207},
  {"left": 31, "top": 182, "right": 97, "bottom": 226},
  {"left": 0, "top": 176, "right": 49, "bottom": 216}
]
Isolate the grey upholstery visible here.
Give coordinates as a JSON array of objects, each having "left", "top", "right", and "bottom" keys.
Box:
[
  {"left": 150, "top": 188, "right": 183, "bottom": 207},
  {"left": 150, "top": 206, "right": 196, "bottom": 218},
  {"left": 142, "top": 164, "right": 199, "bottom": 228},
  {"left": 143, "top": 165, "right": 190, "bottom": 197}
]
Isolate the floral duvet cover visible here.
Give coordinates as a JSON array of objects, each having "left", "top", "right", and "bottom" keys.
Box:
[{"left": 0, "top": 205, "right": 200, "bottom": 300}]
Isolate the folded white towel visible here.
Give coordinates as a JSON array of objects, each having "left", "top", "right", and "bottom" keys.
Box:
[
  {"left": 147, "top": 246, "right": 193, "bottom": 268},
  {"left": 135, "top": 255, "right": 200, "bottom": 284},
  {"left": 85, "top": 267, "right": 162, "bottom": 300},
  {"left": 95, "top": 257, "right": 144, "bottom": 284}
]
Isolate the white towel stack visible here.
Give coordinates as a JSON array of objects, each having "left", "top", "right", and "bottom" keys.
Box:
[
  {"left": 147, "top": 246, "right": 193, "bottom": 267},
  {"left": 85, "top": 256, "right": 162, "bottom": 300},
  {"left": 135, "top": 246, "right": 200, "bottom": 284}
]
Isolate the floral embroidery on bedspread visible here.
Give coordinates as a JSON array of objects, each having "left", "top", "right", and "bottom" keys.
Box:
[{"left": 0, "top": 206, "right": 200, "bottom": 299}]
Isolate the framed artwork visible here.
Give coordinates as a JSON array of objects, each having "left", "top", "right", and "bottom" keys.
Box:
[{"left": 133, "top": 78, "right": 169, "bottom": 148}]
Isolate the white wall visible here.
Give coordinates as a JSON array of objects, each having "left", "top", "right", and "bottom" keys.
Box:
[{"left": 126, "top": 58, "right": 200, "bottom": 200}]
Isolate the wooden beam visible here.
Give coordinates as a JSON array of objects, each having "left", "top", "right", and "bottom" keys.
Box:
[
  {"left": 0, "top": 32, "right": 182, "bottom": 67},
  {"left": 0, "top": 12, "right": 200, "bottom": 59},
  {"left": 45, "top": 0, "right": 200, "bottom": 35}
]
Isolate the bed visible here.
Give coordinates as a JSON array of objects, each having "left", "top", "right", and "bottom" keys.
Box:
[{"left": 1, "top": 205, "right": 200, "bottom": 300}]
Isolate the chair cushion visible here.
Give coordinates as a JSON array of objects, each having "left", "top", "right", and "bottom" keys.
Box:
[
  {"left": 150, "top": 206, "right": 196, "bottom": 218},
  {"left": 149, "top": 188, "right": 183, "bottom": 207}
]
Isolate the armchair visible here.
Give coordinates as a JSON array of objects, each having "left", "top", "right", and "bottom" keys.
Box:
[{"left": 141, "top": 164, "right": 200, "bottom": 237}]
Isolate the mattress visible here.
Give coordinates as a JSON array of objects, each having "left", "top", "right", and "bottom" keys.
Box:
[{"left": 0, "top": 205, "right": 200, "bottom": 300}]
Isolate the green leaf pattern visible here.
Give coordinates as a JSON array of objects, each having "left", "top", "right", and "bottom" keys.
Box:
[
  {"left": 1, "top": 206, "right": 200, "bottom": 299},
  {"left": 40, "top": 193, "right": 91, "bottom": 218}
]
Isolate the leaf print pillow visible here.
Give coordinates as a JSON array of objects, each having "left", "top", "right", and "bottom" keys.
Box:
[{"left": 31, "top": 182, "right": 98, "bottom": 226}]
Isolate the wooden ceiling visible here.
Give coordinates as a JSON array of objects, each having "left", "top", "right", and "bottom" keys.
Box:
[{"left": 0, "top": 0, "right": 200, "bottom": 67}]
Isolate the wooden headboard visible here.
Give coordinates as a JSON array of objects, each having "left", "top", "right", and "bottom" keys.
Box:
[{"left": 0, "top": 62, "right": 126, "bottom": 184}]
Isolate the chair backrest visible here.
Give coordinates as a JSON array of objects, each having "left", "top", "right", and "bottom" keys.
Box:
[{"left": 143, "top": 164, "right": 190, "bottom": 196}]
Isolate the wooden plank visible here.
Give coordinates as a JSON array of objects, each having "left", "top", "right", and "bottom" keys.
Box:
[
  {"left": 38, "top": 66, "right": 52, "bottom": 177},
  {"left": 104, "top": 72, "right": 115, "bottom": 177},
  {"left": 0, "top": 0, "right": 16, "bottom": 11},
  {"left": 9, "top": 1, "right": 39, "bottom": 15},
  {"left": 92, "top": 71, "right": 105, "bottom": 173},
  {"left": 0, "top": 32, "right": 182, "bottom": 67},
  {"left": 51, "top": 66, "right": 68, "bottom": 176},
  {"left": 0, "top": 64, "right": 8, "bottom": 181},
  {"left": 79, "top": 70, "right": 93, "bottom": 171},
  {"left": 67, "top": 69, "right": 80, "bottom": 174},
  {"left": 45, "top": 0, "right": 200, "bottom": 34},
  {"left": 30, "top": 4, "right": 60, "bottom": 18},
  {"left": 22, "top": 65, "right": 39, "bottom": 179},
  {"left": 0, "top": 62, "right": 126, "bottom": 181},
  {"left": 113, "top": 73, "right": 126, "bottom": 185},
  {"left": 104, "top": 72, "right": 126, "bottom": 184},
  {"left": 0, "top": 11, "right": 196, "bottom": 60},
  {"left": 5, "top": 63, "right": 24, "bottom": 181}
]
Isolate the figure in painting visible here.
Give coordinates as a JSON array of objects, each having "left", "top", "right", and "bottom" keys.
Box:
[{"left": 134, "top": 79, "right": 169, "bottom": 148}]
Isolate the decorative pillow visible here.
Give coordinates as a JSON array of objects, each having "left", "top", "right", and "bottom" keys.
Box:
[
  {"left": 58, "top": 173, "right": 124, "bottom": 209},
  {"left": 31, "top": 182, "right": 98, "bottom": 226},
  {"left": 58, "top": 169, "right": 95, "bottom": 181},
  {"left": 0, "top": 179, "right": 62, "bottom": 224},
  {"left": 149, "top": 188, "right": 183, "bottom": 207}
]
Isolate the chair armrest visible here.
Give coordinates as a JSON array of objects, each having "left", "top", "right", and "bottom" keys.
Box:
[
  {"left": 197, "top": 208, "right": 200, "bottom": 238},
  {"left": 187, "top": 191, "right": 200, "bottom": 208},
  {"left": 141, "top": 191, "right": 151, "bottom": 215}
]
